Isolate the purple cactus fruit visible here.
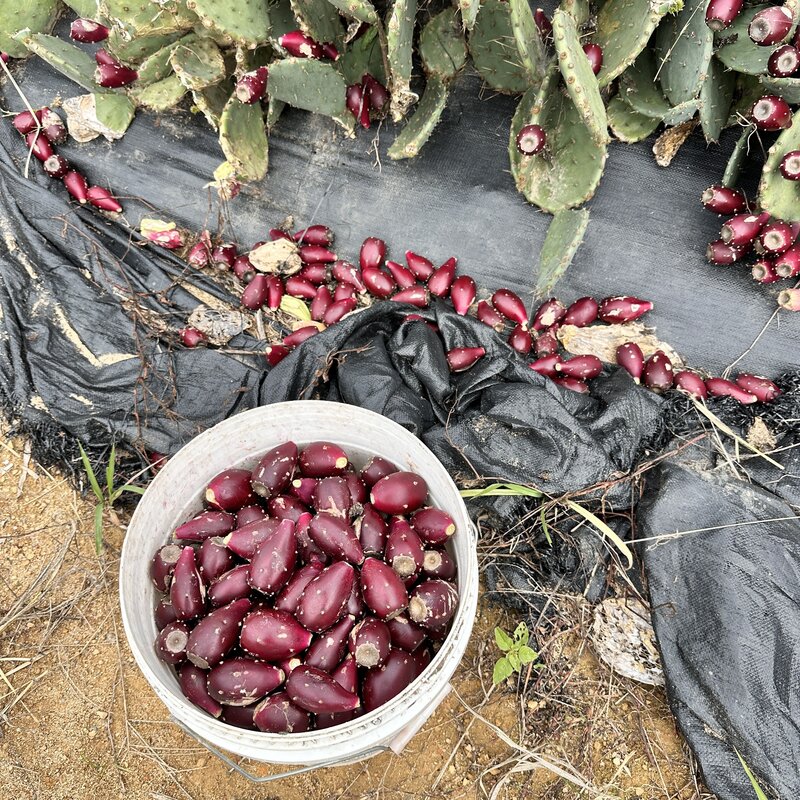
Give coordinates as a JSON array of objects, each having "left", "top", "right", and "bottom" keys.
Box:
[
  {"left": 332, "top": 259, "right": 365, "bottom": 291},
  {"left": 235, "top": 255, "right": 258, "bottom": 286},
  {"left": 529, "top": 353, "right": 562, "bottom": 377},
  {"left": 408, "top": 579, "right": 459, "bottom": 629},
  {"left": 208, "top": 564, "right": 251, "bottom": 607},
  {"left": 391, "top": 286, "right": 430, "bottom": 307},
  {"left": 185, "top": 598, "right": 252, "bottom": 669},
  {"left": 405, "top": 250, "right": 435, "bottom": 280},
  {"left": 179, "top": 327, "right": 207, "bottom": 347},
  {"left": 322, "top": 42, "right": 340, "bottom": 60},
  {"left": 221, "top": 704, "right": 256, "bottom": 730},
  {"left": 555, "top": 354, "right": 603, "bottom": 380},
  {"left": 300, "top": 245, "right": 337, "bottom": 264},
  {"left": 208, "top": 658, "right": 284, "bottom": 706},
  {"left": 735, "top": 373, "right": 781, "bottom": 402},
  {"left": 324, "top": 297, "right": 357, "bottom": 324},
  {"left": 240, "top": 607, "right": 314, "bottom": 661},
  {"left": 96, "top": 62, "right": 138, "bottom": 88},
  {"left": 774, "top": 245, "right": 800, "bottom": 277},
  {"left": 287, "top": 665, "right": 360, "bottom": 713},
  {"left": 40, "top": 108, "right": 66, "bottom": 144},
  {"left": 721, "top": 211, "right": 771, "bottom": 246},
  {"left": 371, "top": 472, "right": 428, "bottom": 515},
  {"left": 170, "top": 547, "right": 206, "bottom": 620},
  {"left": 386, "top": 614, "right": 427, "bottom": 651},
  {"left": 705, "top": 0, "right": 743, "bottom": 30},
  {"left": 156, "top": 620, "right": 190, "bottom": 664},
  {"left": 310, "top": 285, "right": 333, "bottom": 322},
  {"left": 385, "top": 259, "right": 417, "bottom": 289},
  {"left": 532, "top": 298, "right": 567, "bottom": 331},
  {"left": 751, "top": 95, "right": 793, "bottom": 130},
  {"left": 354, "top": 503, "right": 388, "bottom": 555},
  {"left": 223, "top": 517, "right": 280, "bottom": 559},
  {"left": 178, "top": 663, "right": 222, "bottom": 718},
  {"left": 268, "top": 494, "right": 309, "bottom": 524},
  {"left": 248, "top": 519, "right": 297, "bottom": 595},
  {"left": 63, "top": 170, "right": 89, "bottom": 204},
  {"left": 349, "top": 617, "right": 391, "bottom": 668},
  {"left": 187, "top": 241, "right": 211, "bottom": 268},
  {"left": 583, "top": 43, "right": 603, "bottom": 75},
  {"left": 563, "top": 297, "right": 599, "bottom": 327},
  {"left": 266, "top": 344, "right": 291, "bottom": 366},
  {"left": 279, "top": 30, "right": 324, "bottom": 58},
  {"left": 197, "top": 537, "right": 235, "bottom": 584},
  {"left": 155, "top": 598, "right": 179, "bottom": 630},
  {"left": 362, "top": 265, "right": 396, "bottom": 298},
  {"left": 294, "top": 224, "right": 333, "bottom": 245},
  {"left": 299, "top": 441, "right": 349, "bottom": 478},
  {"left": 534, "top": 328, "right": 560, "bottom": 357},
  {"left": 310, "top": 476, "right": 348, "bottom": 517},
  {"left": 211, "top": 242, "right": 237, "bottom": 270},
  {"left": 778, "top": 288, "right": 800, "bottom": 310},
  {"left": 296, "top": 511, "right": 326, "bottom": 563},
  {"left": 385, "top": 519, "right": 425, "bottom": 581},
  {"left": 270, "top": 227, "right": 292, "bottom": 241},
  {"left": 508, "top": 324, "right": 533, "bottom": 355},
  {"left": 305, "top": 614, "right": 355, "bottom": 672},
  {"left": 25, "top": 130, "right": 52, "bottom": 162},
  {"left": 70, "top": 18, "right": 109, "bottom": 42},
  {"left": 360, "top": 457, "right": 396, "bottom": 487},
  {"left": 309, "top": 512, "right": 364, "bottom": 564},
  {"left": 253, "top": 692, "right": 312, "bottom": 732},
  {"left": 768, "top": 44, "right": 800, "bottom": 77},
  {"left": 492, "top": 288, "right": 529, "bottom": 326},
  {"left": 345, "top": 576, "right": 365, "bottom": 617},
  {"left": 759, "top": 220, "right": 799, "bottom": 254},
  {"left": 273, "top": 561, "right": 324, "bottom": 613},
  {"left": 701, "top": 185, "right": 747, "bottom": 215},
  {"left": 205, "top": 469, "right": 255, "bottom": 512},
  {"left": 780, "top": 150, "right": 800, "bottom": 181},
  {"left": 477, "top": 299, "right": 505, "bottom": 330},
  {"left": 361, "top": 557, "right": 409, "bottom": 620},
  {"left": 534, "top": 8, "right": 553, "bottom": 37},
  {"left": 447, "top": 346, "right": 486, "bottom": 372},
  {"left": 235, "top": 66, "right": 268, "bottom": 104},
  {"left": 175, "top": 509, "right": 235, "bottom": 542},
  {"left": 284, "top": 275, "right": 317, "bottom": 300},
  {"left": 296, "top": 561, "right": 355, "bottom": 632},
  {"left": 643, "top": 351, "right": 674, "bottom": 393},
  {"left": 705, "top": 377, "right": 758, "bottom": 403},
  {"left": 597, "top": 296, "right": 653, "bottom": 323},
  {"left": 428, "top": 257, "right": 457, "bottom": 297},
  {"left": 13, "top": 109, "right": 44, "bottom": 136},
  {"left": 423, "top": 549, "right": 457, "bottom": 580},
  {"left": 553, "top": 376, "right": 589, "bottom": 393},
  {"left": 333, "top": 281, "right": 355, "bottom": 301},
  {"left": 362, "top": 649, "right": 419, "bottom": 712},
  {"left": 412, "top": 507, "right": 456, "bottom": 545},
  {"left": 749, "top": 5, "right": 794, "bottom": 45},
  {"left": 363, "top": 73, "right": 390, "bottom": 112},
  {"left": 151, "top": 544, "right": 182, "bottom": 591},
  {"left": 94, "top": 48, "right": 117, "bottom": 66},
  {"left": 298, "top": 263, "right": 328, "bottom": 283},
  {"left": 345, "top": 472, "right": 367, "bottom": 504},
  {"left": 251, "top": 441, "right": 298, "bottom": 497},
  {"left": 751, "top": 258, "right": 781, "bottom": 284},
  {"left": 360, "top": 237, "right": 386, "bottom": 270},
  {"left": 706, "top": 239, "right": 750, "bottom": 264},
  {"left": 516, "top": 124, "right": 546, "bottom": 156},
  {"left": 674, "top": 371, "right": 708, "bottom": 400}
]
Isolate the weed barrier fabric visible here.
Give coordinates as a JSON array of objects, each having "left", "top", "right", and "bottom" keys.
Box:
[{"left": 0, "top": 54, "right": 799, "bottom": 800}]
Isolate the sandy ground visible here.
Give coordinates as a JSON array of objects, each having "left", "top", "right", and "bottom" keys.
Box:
[{"left": 0, "top": 430, "right": 711, "bottom": 800}]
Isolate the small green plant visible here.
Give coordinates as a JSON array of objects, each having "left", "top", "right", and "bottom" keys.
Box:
[
  {"left": 735, "top": 749, "right": 769, "bottom": 800},
  {"left": 78, "top": 443, "right": 145, "bottom": 554},
  {"left": 492, "top": 622, "right": 539, "bottom": 684}
]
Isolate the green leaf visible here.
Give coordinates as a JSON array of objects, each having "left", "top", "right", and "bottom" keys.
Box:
[
  {"left": 105, "top": 443, "right": 116, "bottom": 500},
  {"left": 494, "top": 627, "right": 513, "bottom": 651},
  {"left": 94, "top": 502, "right": 105, "bottom": 554},
  {"left": 723, "top": 126, "right": 752, "bottom": 188},
  {"left": 79, "top": 443, "right": 104, "bottom": 503},
  {"left": 539, "top": 505, "right": 553, "bottom": 546},
  {"left": 419, "top": 8, "right": 468, "bottom": 81},
  {"left": 518, "top": 645, "right": 538, "bottom": 665},
  {"left": 0, "top": 0, "right": 60, "bottom": 59},
  {"left": 460, "top": 482, "right": 543, "bottom": 499},
  {"left": 325, "top": 0, "right": 378, "bottom": 25},
  {"left": 513, "top": 622, "right": 528, "bottom": 644},
  {"left": 170, "top": 36, "right": 226, "bottom": 92},
  {"left": 565, "top": 500, "right": 634, "bottom": 569},
  {"left": 119, "top": 484, "right": 146, "bottom": 495},
  {"left": 280, "top": 294, "right": 312, "bottom": 321},
  {"left": 699, "top": 56, "right": 736, "bottom": 144},
  {"left": 509, "top": 0, "right": 546, "bottom": 83},
  {"left": 735, "top": 750, "right": 769, "bottom": 800},
  {"left": 507, "top": 650, "right": 521, "bottom": 671},
  {"left": 535, "top": 209, "right": 590, "bottom": 299},
  {"left": 338, "top": 26, "right": 386, "bottom": 85},
  {"left": 292, "top": 0, "right": 345, "bottom": 44},
  {"left": 492, "top": 657, "right": 514, "bottom": 684}
]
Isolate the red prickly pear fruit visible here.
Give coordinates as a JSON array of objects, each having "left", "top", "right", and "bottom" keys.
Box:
[
  {"left": 309, "top": 512, "right": 364, "bottom": 564},
  {"left": 705, "top": 0, "right": 743, "bottom": 30},
  {"left": 235, "top": 66, "right": 268, "bottom": 104},
  {"left": 313, "top": 476, "right": 352, "bottom": 517},
  {"left": 447, "top": 346, "right": 486, "bottom": 372},
  {"left": 751, "top": 258, "right": 781, "bottom": 284},
  {"left": 492, "top": 288, "right": 529, "bottom": 326},
  {"left": 345, "top": 472, "right": 367, "bottom": 504},
  {"left": 185, "top": 598, "right": 252, "bottom": 669},
  {"left": 40, "top": 108, "right": 66, "bottom": 144},
  {"left": 333, "top": 282, "right": 356, "bottom": 301},
  {"left": 296, "top": 561, "right": 355, "bottom": 632},
  {"left": 529, "top": 353, "right": 562, "bottom": 377},
  {"left": 778, "top": 287, "right": 800, "bottom": 310},
  {"left": 371, "top": 472, "right": 428, "bottom": 515},
  {"left": 386, "top": 614, "right": 427, "bottom": 651},
  {"left": 300, "top": 244, "right": 337, "bottom": 264},
  {"left": 287, "top": 665, "right": 360, "bottom": 713},
  {"left": 280, "top": 657, "right": 303, "bottom": 675},
  {"left": 408, "top": 579, "right": 459, "bottom": 629},
  {"left": 156, "top": 620, "right": 190, "bottom": 664},
  {"left": 306, "top": 614, "right": 355, "bottom": 672},
  {"left": 674, "top": 371, "right": 708, "bottom": 400},
  {"left": 735, "top": 374, "right": 781, "bottom": 403},
  {"left": 251, "top": 441, "right": 298, "bottom": 497},
  {"left": 242, "top": 274, "right": 270, "bottom": 310},
  {"left": 25, "top": 130, "right": 52, "bottom": 161},
  {"left": 749, "top": 5, "right": 793, "bottom": 45},
  {"left": 300, "top": 441, "right": 349, "bottom": 477},
  {"left": 187, "top": 241, "right": 211, "bottom": 268},
  {"left": 64, "top": 170, "right": 89, "bottom": 203},
  {"left": 179, "top": 327, "right": 207, "bottom": 347},
  {"left": 532, "top": 298, "right": 566, "bottom": 331},
  {"left": 170, "top": 547, "right": 206, "bottom": 621},
  {"left": 151, "top": 544, "right": 182, "bottom": 591},
  {"left": 221, "top": 704, "right": 256, "bottom": 729},
  {"left": 363, "top": 73, "right": 390, "bottom": 112},
  {"left": 155, "top": 597, "right": 179, "bottom": 630},
  {"left": 423, "top": 548, "right": 457, "bottom": 580},
  {"left": 253, "top": 691, "right": 311, "bottom": 732},
  {"left": 270, "top": 227, "right": 293, "bottom": 241},
  {"left": 720, "top": 212, "right": 770, "bottom": 246},
  {"left": 553, "top": 376, "right": 589, "bottom": 394},
  {"left": 751, "top": 95, "right": 793, "bottom": 130},
  {"left": 361, "top": 457, "right": 397, "bottom": 487},
  {"left": 332, "top": 259, "right": 365, "bottom": 291},
  {"left": 598, "top": 296, "right": 653, "bottom": 323},
  {"left": 582, "top": 43, "right": 603, "bottom": 75},
  {"left": 705, "top": 377, "right": 758, "bottom": 403},
  {"left": 299, "top": 266, "right": 328, "bottom": 286},
  {"left": 324, "top": 297, "right": 358, "bottom": 324},
  {"left": 477, "top": 299, "right": 505, "bottom": 330},
  {"left": 290, "top": 476, "right": 318, "bottom": 505},
  {"left": 208, "top": 658, "right": 285, "bottom": 706},
  {"left": 296, "top": 511, "right": 327, "bottom": 564},
  {"left": 208, "top": 564, "right": 251, "bottom": 606},
  {"left": 385, "top": 519, "right": 425, "bottom": 581},
  {"left": 780, "top": 150, "right": 800, "bottom": 181},
  {"left": 768, "top": 44, "right": 800, "bottom": 77},
  {"left": 643, "top": 351, "right": 674, "bottom": 392},
  {"left": 94, "top": 48, "right": 117, "bottom": 66},
  {"left": 248, "top": 519, "right": 297, "bottom": 595},
  {"left": 346, "top": 82, "right": 367, "bottom": 123},
  {"left": 385, "top": 259, "right": 417, "bottom": 288},
  {"left": 759, "top": 221, "right": 799, "bottom": 255},
  {"left": 274, "top": 561, "right": 324, "bottom": 613},
  {"left": 410, "top": 645, "right": 433, "bottom": 673},
  {"left": 701, "top": 185, "right": 747, "bottom": 215},
  {"left": 211, "top": 242, "right": 237, "bottom": 269},
  {"left": 175, "top": 510, "right": 235, "bottom": 542},
  {"left": 706, "top": 239, "right": 749, "bottom": 264},
  {"left": 412, "top": 507, "right": 456, "bottom": 545},
  {"left": 332, "top": 654, "right": 359, "bottom": 693},
  {"left": 563, "top": 297, "right": 599, "bottom": 327},
  {"left": 349, "top": 617, "right": 391, "bottom": 668},
  {"left": 427, "top": 257, "right": 457, "bottom": 297},
  {"left": 362, "top": 265, "right": 396, "bottom": 298},
  {"left": 197, "top": 537, "right": 235, "bottom": 584},
  {"left": 241, "top": 608, "right": 314, "bottom": 660},
  {"left": 516, "top": 123, "right": 546, "bottom": 156},
  {"left": 360, "top": 237, "right": 386, "bottom": 270},
  {"left": 508, "top": 324, "right": 533, "bottom": 355},
  {"left": 285, "top": 275, "right": 317, "bottom": 299},
  {"left": 391, "top": 286, "right": 430, "bottom": 307},
  {"left": 294, "top": 224, "right": 334, "bottom": 246},
  {"left": 774, "top": 245, "right": 800, "bottom": 278},
  {"left": 266, "top": 344, "right": 291, "bottom": 366},
  {"left": 360, "top": 557, "right": 409, "bottom": 620},
  {"left": 205, "top": 468, "right": 256, "bottom": 512},
  {"left": 346, "top": 576, "right": 365, "bottom": 617},
  {"left": 555, "top": 354, "right": 603, "bottom": 380},
  {"left": 12, "top": 109, "right": 43, "bottom": 134},
  {"left": 268, "top": 494, "right": 309, "bottom": 523},
  {"left": 310, "top": 285, "right": 333, "bottom": 321},
  {"left": 362, "top": 649, "right": 419, "bottom": 712},
  {"left": 96, "top": 62, "right": 138, "bottom": 87},
  {"left": 354, "top": 503, "right": 388, "bottom": 555},
  {"left": 405, "top": 250, "right": 435, "bottom": 280},
  {"left": 322, "top": 42, "right": 339, "bottom": 60},
  {"left": 279, "top": 30, "right": 324, "bottom": 58},
  {"left": 178, "top": 663, "right": 222, "bottom": 718},
  {"left": 263, "top": 274, "right": 284, "bottom": 310},
  {"left": 534, "top": 8, "right": 552, "bottom": 37},
  {"left": 223, "top": 518, "right": 279, "bottom": 559}
]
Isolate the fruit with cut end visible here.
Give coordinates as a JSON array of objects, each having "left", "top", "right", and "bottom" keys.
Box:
[{"left": 408, "top": 579, "right": 459, "bottom": 628}]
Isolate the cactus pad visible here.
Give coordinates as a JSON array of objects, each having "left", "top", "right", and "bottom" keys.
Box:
[
  {"left": 101, "top": 0, "right": 190, "bottom": 38},
  {"left": 607, "top": 96, "right": 660, "bottom": 142},
  {"left": 722, "top": 127, "right": 751, "bottom": 188},
  {"left": 387, "top": 74, "right": 448, "bottom": 159},
  {"left": 325, "top": 0, "right": 379, "bottom": 25},
  {"left": 170, "top": 36, "right": 226, "bottom": 90},
  {"left": 137, "top": 38, "right": 187, "bottom": 86},
  {"left": 291, "top": 0, "right": 344, "bottom": 45},
  {"left": 619, "top": 49, "right": 670, "bottom": 118},
  {"left": 553, "top": 9, "right": 608, "bottom": 145},
  {"left": 94, "top": 92, "right": 136, "bottom": 133},
  {"left": 62, "top": 0, "right": 103, "bottom": 17},
  {"left": 535, "top": 209, "right": 590, "bottom": 299},
  {"left": 192, "top": 83, "right": 230, "bottom": 128},
  {"left": 467, "top": 0, "right": 529, "bottom": 94},
  {"left": 561, "top": 0, "right": 590, "bottom": 25},
  {"left": 715, "top": 5, "right": 771, "bottom": 75},
  {"left": 419, "top": 9, "right": 467, "bottom": 81},
  {"left": 268, "top": 57, "right": 347, "bottom": 118},
  {"left": 699, "top": 56, "right": 735, "bottom": 143},
  {"left": 509, "top": 0, "right": 546, "bottom": 83},
  {"left": 387, "top": 0, "right": 418, "bottom": 120},
  {"left": 187, "top": 0, "right": 271, "bottom": 45},
  {"left": 132, "top": 73, "right": 188, "bottom": 110},
  {"left": 758, "top": 111, "right": 800, "bottom": 223},
  {"left": 219, "top": 96, "right": 269, "bottom": 182},
  {"left": 268, "top": 0, "right": 299, "bottom": 40},
  {"left": 267, "top": 96, "right": 285, "bottom": 128},
  {"left": 759, "top": 76, "right": 800, "bottom": 104},
  {"left": 18, "top": 33, "right": 100, "bottom": 92},
  {"left": 106, "top": 31, "right": 184, "bottom": 65},
  {"left": 459, "top": 0, "right": 479, "bottom": 31},
  {"left": 1, "top": 1, "right": 60, "bottom": 59},
  {"left": 338, "top": 25, "right": 386, "bottom": 84}
]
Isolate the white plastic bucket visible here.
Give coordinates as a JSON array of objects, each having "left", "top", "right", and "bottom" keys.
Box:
[{"left": 120, "top": 401, "right": 478, "bottom": 775}]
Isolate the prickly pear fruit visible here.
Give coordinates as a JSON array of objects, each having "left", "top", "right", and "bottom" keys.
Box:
[
  {"left": 186, "top": 598, "right": 252, "bottom": 669},
  {"left": 240, "top": 608, "right": 314, "bottom": 661}
]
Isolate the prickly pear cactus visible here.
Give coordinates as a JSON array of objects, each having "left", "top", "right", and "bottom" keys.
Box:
[
  {"left": 419, "top": 9, "right": 467, "bottom": 81},
  {"left": 136, "top": 38, "right": 186, "bottom": 86},
  {"left": 62, "top": 0, "right": 102, "bottom": 17},
  {"left": 268, "top": 57, "right": 348, "bottom": 118},
  {"left": 187, "top": 0, "right": 271, "bottom": 45},
  {"left": 94, "top": 92, "right": 136, "bottom": 134},
  {"left": 552, "top": 10, "right": 608, "bottom": 146},
  {"left": 291, "top": 0, "right": 344, "bottom": 46},
  {"left": 561, "top": 0, "right": 590, "bottom": 25},
  {"left": 467, "top": 0, "right": 530, "bottom": 94},
  {"left": 722, "top": 128, "right": 750, "bottom": 187},
  {"left": 0, "top": 0, "right": 60, "bottom": 59},
  {"left": 759, "top": 111, "right": 800, "bottom": 223},
  {"left": 699, "top": 57, "right": 735, "bottom": 143},
  {"left": 325, "top": 0, "right": 379, "bottom": 25},
  {"left": 387, "top": 0, "right": 418, "bottom": 120},
  {"left": 106, "top": 31, "right": 184, "bottom": 64},
  {"left": 101, "top": 0, "right": 191, "bottom": 38},
  {"left": 760, "top": 76, "right": 800, "bottom": 104},
  {"left": 715, "top": 4, "right": 772, "bottom": 75},
  {"left": 18, "top": 33, "right": 100, "bottom": 92},
  {"left": 192, "top": 83, "right": 230, "bottom": 129},
  {"left": 508, "top": 0, "right": 546, "bottom": 83},
  {"left": 170, "top": 36, "right": 227, "bottom": 90},
  {"left": 607, "top": 96, "right": 660, "bottom": 142},
  {"left": 459, "top": 0, "right": 479, "bottom": 31},
  {"left": 219, "top": 96, "right": 269, "bottom": 182},
  {"left": 338, "top": 25, "right": 386, "bottom": 85},
  {"left": 535, "top": 208, "right": 590, "bottom": 298},
  {"left": 387, "top": 75, "right": 448, "bottom": 160},
  {"left": 132, "top": 73, "right": 188, "bottom": 110}
]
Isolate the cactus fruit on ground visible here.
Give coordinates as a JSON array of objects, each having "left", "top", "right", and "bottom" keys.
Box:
[
  {"left": 219, "top": 96, "right": 269, "bottom": 182},
  {"left": 594, "top": 0, "right": 672, "bottom": 87},
  {"left": 0, "top": 0, "right": 60, "bottom": 59},
  {"left": 607, "top": 95, "right": 661, "bottom": 142},
  {"left": 699, "top": 57, "right": 736, "bottom": 143},
  {"left": 508, "top": 0, "right": 546, "bottom": 83},
  {"left": 535, "top": 208, "right": 590, "bottom": 299},
  {"left": 419, "top": 9, "right": 467, "bottom": 81},
  {"left": 187, "top": 0, "right": 271, "bottom": 45},
  {"left": 467, "top": 0, "right": 530, "bottom": 93},
  {"left": 459, "top": 0, "right": 479, "bottom": 31},
  {"left": 18, "top": 33, "right": 101, "bottom": 92},
  {"left": 106, "top": 30, "right": 184, "bottom": 65},
  {"left": 290, "top": 0, "right": 344, "bottom": 46},
  {"left": 387, "top": 74, "right": 448, "bottom": 160},
  {"left": 268, "top": 57, "right": 348, "bottom": 119},
  {"left": 552, "top": 10, "right": 608, "bottom": 146},
  {"left": 716, "top": 5, "right": 773, "bottom": 75},
  {"left": 387, "top": 0, "right": 418, "bottom": 120},
  {"left": 759, "top": 111, "right": 800, "bottom": 222},
  {"left": 192, "top": 83, "right": 230, "bottom": 129},
  {"left": 94, "top": 92, "right": 136, "bottom": 134},
  {"left": 760, "top": 76, "right": 800, "bottom": 103},
  {"left": 170, "top": 36, "right": 226, "bottom": 91},
  {"left": 325, "top": 0, "right": 379, "bottom": 25},
  {"left": 132, "top": 73, "right": 188, "bottom": 110},
  {"left": 338, "top": 25, "right": 386, "bottom": 85}
]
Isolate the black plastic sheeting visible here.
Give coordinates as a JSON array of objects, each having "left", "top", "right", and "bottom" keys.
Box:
[{"left": 1, "top": 43, "right": 799, "bottom": 800}]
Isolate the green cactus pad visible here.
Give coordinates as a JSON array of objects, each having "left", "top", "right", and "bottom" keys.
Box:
[
  {"left": 1, "top": 1, "right": 60, "bottom": 59},
  {"left": 219, "top": 96, "right": 269, "bottom": 181},
  {"left": 535, "top": 208, "right": 590, "bottom": 299},
  {"left": 100, "top": 0, "right": 188, "bottom": 38},
  {"left": 18, "top": 33, "right": 100, "bottom": 92},
  {"left": 722, "top": 126, "right": 752, "bottom": 188},
  {"left": 62, "top": 0, "right": 102, "bottom": 20},
  {"left": 338, "top": 25, "right": 386, "bottom": 85},
  {"left": 467, "top": 0, "right": 529, "bottom": 94},
  {"left": 661, "top": 99, "right": 700, "bottom": 127},
  {"left": 106, "top": 31, "right": 184, "bottom": 65},
  {"left": 726, "top": 72, "right": 763, "bottom": 125},
  {"left": 188, "top": 0, "right": 271, "bottom": 45},
  {"left": 267, "top": 96, "right": 286, "bottom": 128},
  {"left": 420, "top": 9, "right": 467, "bottom": 81},
  {"left": 509, "top": 0, "right": 546, "bottom": 82},
  {"left": 132, "top": 73, "right": 188, "bottom": 110},
  {"left": 561, "top": 0, "right": 590, "bottom": 25},
  {"left": 192, "top": 83, "right": 230, "bottom": 128},
  {"left": 594, "top": 0, "right": 671, "bottom": 88},
  {"left": 759, "top": 77, "right": 800, "bottom": 104},
  {"left": 136, "top": 38, "right": 187, "bottom": 86},
  {"left": 268, "top": 57, "right": 347, "bottom": 118},
  {"left": 387, "top": 74, "right": 448, "bottom": 159},
  {"left": 715, "top": 4, "right": 771, "bottom": 75},
  {"left": 291, "top": 0, "right": 344, "bottom": 45},
  {"left": 510, "top": 68, "right": 608, "bottom": 212},
  {"left": 170, "top": 36, "right": 226, "bottom": 90},
  {"left": 459, "top": 0, "right": 479, "bottom": 31},
  {"left": 654, "top": 0, "right": 713, "bottom": 107},
  {"left": 94, "top": 92, "right": 136, "bottom": 133},
  {"left": 758, "top": 111, "right": 800, "bottom": 222},
  {"left": 553, "top": 9, "right": 608, "bottom": 145},
  {"left": 607, "top": 95, "right": 660, "bottom": 142},
  {"left": 325, "top": 0, "right": 378, "bottom": 25},
  {"left": 699, "top": 56, "right": 735, "bottom": 143},
  {"left": 268, "top": 0, "right": 299, "bottom": 39},
  {"left": 387, "top": 0, "right": 418, "bottom": 120}
]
